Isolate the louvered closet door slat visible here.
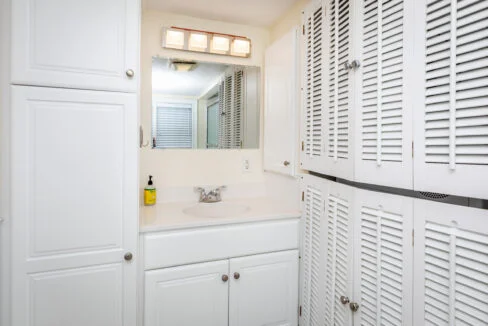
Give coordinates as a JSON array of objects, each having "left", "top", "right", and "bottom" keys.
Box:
[
  {"left": 355, "top": 0, "right": 413, "bottom": 189},
  {"left": 414, "top": 200, "right": 488, "bottom": 326},
  {"left": 414, "top": 0, "right": 488, "bottom": 198},
  {"left": 300, "top": 175, "right": 326, "bottom": 326},
  {"left": 353, "top": 188, "right": 413, "bottom": 326},
  {"left": 324, "top": 181, "right": 354, "bottom": 326}
]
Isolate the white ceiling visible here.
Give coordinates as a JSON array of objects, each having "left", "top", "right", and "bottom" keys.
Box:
[
  {"left": 152, "top": 57, "right": 229, "bottom": 97},
  {"left": 144, "top": 0, "right": 300, "bottom": 27}
]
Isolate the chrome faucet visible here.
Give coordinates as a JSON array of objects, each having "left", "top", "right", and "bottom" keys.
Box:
[{"left": 195, "top": 186, "right": 226, "bottom": 203}]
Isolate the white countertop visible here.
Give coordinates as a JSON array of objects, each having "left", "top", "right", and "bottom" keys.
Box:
[{"left": 139, "top": 197, "right": 301, "bottom": 233}]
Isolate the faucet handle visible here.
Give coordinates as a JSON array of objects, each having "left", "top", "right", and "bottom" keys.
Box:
[{"left": 194, "top": 187, "right": 206, "bottom": 194}]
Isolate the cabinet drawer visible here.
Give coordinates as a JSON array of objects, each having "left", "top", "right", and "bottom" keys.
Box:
[{"left": 143, "top": 219, "right": 299, "bottom": 270}]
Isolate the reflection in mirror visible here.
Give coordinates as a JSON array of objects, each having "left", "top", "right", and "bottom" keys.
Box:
[{"left": 152, "top": 57, "right": 260, "bottom": 150}]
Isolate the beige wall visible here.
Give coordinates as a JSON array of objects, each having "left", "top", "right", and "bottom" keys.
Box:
[
  {"left": 270, "top": 0, "right": 309, "bottom": 43},
  {"left": 140, "top": 10, "right": 270, "bottom": 193}
]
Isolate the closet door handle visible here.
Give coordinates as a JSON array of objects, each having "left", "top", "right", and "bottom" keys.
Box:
[
  {"left": 340, "top": 296, "right": 350, "bottom": 305},
  {"left": 233, "top": 272, "right": 240, "bottom": 280},
  {"left": 222, "top": 275, "right": 229, "bottom": 282},
  {"left": 350, "top": 302, "right": 360, "bottom": 312},
  {"left": 126, "top": 69, "right": 135, "bottom": 78},
  {"left": 283, "top": 161, "right": 290, "bottom": 167}
]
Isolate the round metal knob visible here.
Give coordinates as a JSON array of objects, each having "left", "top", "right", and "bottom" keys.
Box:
[
  {"left": 234, "top": 272, "right": 240, "bottom": 280},
  {"left": 283, "top": 161, "right": 290, "bottom": 167},
  {"left": 222, "top": 274, "right": 229, "bottom": 282},
  {"left": 350, "top": 302, "right": 359, "bottom": 312},
  {"left": 124, "top": 252, "right": 133, "bottom": 261},
  {"left": 126, "top": 69, "right": 135, "bottom": 78},
  {"left": 340, "top": 296, "right": 350, "bottom": 305}
]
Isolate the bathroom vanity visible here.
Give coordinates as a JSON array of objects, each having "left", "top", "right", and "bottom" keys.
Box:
[{"left": 139, "top": 198, "right": 301, "bottom": 326}]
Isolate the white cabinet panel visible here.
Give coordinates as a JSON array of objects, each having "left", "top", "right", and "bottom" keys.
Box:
[
  {"left": 354, "top": 0, "right": 414, "bottom": 189},
  {"left": 264, "top": 27, "right": 299, "bottom": 176},
  {"left": 353, "top": 188, "right": 413, "bottom": 326},
  {"left": 30, "top": 264, "right": 123, "bottom": 326},
  {"left": 229, "top": 250, "right": 299, "bottom": 326},
  {"left": 413, "top": 199, "right": 488, "bottom": 326},
  {"left": 301, "top": 0, "right": 355, "bottom": 180},
  {"left": 413, "top": 0, "right": 488, "bottom": 199},
  {"left": 300, "top": 175, "right": 327, "bottom": 326},
  {"left": 11, "top": 0, "right": 139, "bottom": 92},
  {"left": 11, "top": 86, "right": 138, "bottom": 326},
  {"left": 145, "top": 260, "right": 229, "bottom": 326},
  {"left": 324, "top": 181, "right": 354, "bottom": 326}
]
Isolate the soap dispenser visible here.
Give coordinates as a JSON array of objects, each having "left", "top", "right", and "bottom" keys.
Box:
[{"left": 144, "top": 175, "right": 156, "bottom": 206}]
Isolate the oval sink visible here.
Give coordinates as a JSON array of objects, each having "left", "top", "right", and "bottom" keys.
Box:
[{"left": 183, "top": 202, "right": 250, "bottom": 218}]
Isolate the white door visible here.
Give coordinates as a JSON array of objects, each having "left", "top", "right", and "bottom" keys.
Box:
[
  {"left": 324, "top": 181, "right": 355, "bottom": 326},
  {"left": 413, "top": 199, "right": 488, "bottom": 326},
  {"left": 264, "top": 26, "right": 299, "bottom": 176},
  {"left": 353, "top": 0, "right": 414, "bottom": 189},
  {"left": 353, "top": 188, "right": 414, "bottom": 326},
  {"left": 412, "top": 0, "right": 488, "bottom": 199},
  {"left": 300, "top": 175, "right": 327, "bottom": 326},
  {"left": 301, "top": 0, "right": 355, "bottom": 180},
  {"left": 144, "top": 260, "right": 229, "bottom": 326},
  {"left": 229, "top": 250, "right": 299, "bottom": 326},
  {"left": 11, "top": 86, "right": 138, "bottom": 326},
  {"left": 11, "top": 0, "right": 140, "bottom": 92}
]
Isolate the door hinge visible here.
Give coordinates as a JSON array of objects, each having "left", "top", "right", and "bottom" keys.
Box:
[
  {"left": 301, "top": 141, "right": 304, "bottom": 151},
  {"left": 412, "top": 229, "right": 415, "bottom": 247},
  {"left": 299, "top": 305, "right": 302, "bottom": 316},
  {"left": 412, "top": 141, "right": 414, "bottom": 158},
  {"left": 302, "top": 25, "right": 305, "bottom": 35},
  {"left": 301, "top": 191, "right": 305, "bottom": 202}
]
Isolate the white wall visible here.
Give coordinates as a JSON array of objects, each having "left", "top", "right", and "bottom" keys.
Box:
[{"left": 140, "top": 10, "right": 270, "bottom": 196}]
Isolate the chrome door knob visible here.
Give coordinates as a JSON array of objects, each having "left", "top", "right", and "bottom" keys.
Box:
[
  {"left": 126, "top": 69, "right": 135, "bottom": 78},
  {"left": 222, "top": 274, "right": 229, "bottom": 282},
  {"left": 350, "top": 302, "right": 359, "bottom": 312},
  {"left": 124, "top": 252, "right": 133, "bottom": 261},
  {"left": 234, "top": 272, "right": 240, "bottom": 280},
  {"left": 340, "top": 296, "right": 350, "bottom": 305}
]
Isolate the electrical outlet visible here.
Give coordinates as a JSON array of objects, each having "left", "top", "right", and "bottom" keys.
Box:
[{"left": 242, "top": 158, "right": 250, "bottom": 173}]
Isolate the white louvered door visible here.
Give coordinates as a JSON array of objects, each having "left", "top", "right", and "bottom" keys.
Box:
[
  {"left": 301, "top": 0, "right": 327, "bottom": 174},
  {"left": 300, "top": 175, "right": 327, "bottom": 326},
  {"left": 413, "top": 0, "right": 488, "bottom": 199},
  {"left": 353, "top": 188, "right": 413, "bottom": 326},
  {"left": 413, "top": 199, "right": 488, "bottom": 326},
  {"left": 324, "top": 181, "right": 354, "bottom": 326},
  {"left": 354, "top": 0, "right": 414, "bottom": 189}
]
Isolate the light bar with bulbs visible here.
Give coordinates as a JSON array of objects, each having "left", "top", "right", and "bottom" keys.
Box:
[{"left": 162, "top": 26, "right": 251, "bottom": 58}]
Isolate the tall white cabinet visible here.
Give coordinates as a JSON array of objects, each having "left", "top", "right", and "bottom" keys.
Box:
[{"left": 8, "top": 1, "right": 140, "bottom": 325}]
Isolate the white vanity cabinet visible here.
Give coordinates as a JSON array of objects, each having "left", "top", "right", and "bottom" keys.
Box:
[
  {"left": 142, "top": 219, "right": 300, "bottom": 326},
  {"left": 11, "top": 0, "right": 140, "bottom": 92}
]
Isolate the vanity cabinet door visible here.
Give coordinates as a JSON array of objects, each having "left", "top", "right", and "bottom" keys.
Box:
[
  {"left": 11, "top": 0, "right": 140, "bottom": 92},
  {"left": 228, "top": 250, "right": 299, "bottom": 326},
  {"left": 144, "top": 260, "right": 229, "bottom": 326}
]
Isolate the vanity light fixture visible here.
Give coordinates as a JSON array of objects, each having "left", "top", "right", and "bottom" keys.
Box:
[
  {"left": 162, "top": 26, "right": 251, "bottom": 58},
  {"left": 164, "top": 28, "right": 185, "bottom": 49},
  {"left": 189, "top": 32, "right": 208, "bottom": 51},
  {"left": 231, "top": 38, "right": 251, "bottom": 57}
]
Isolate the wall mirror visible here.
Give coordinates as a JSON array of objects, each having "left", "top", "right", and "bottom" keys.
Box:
[{"left": 151, "top": 57, "right": 260, "bottom": 149}]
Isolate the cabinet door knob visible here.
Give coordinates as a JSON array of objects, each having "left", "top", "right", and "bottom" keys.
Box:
[
  {"left": 124, "top": 252, "right": 133, "bottom": 261},
  {"left": 222, "top": 274, "right": 229, "bottom": 282},
  {"left": 340, "top": 296, "right": 350, "bottom": 305},
  {"left": 234, "top": 272, "right": 240, "bottom": 280},
  {"left": 126, "top": 69, "right": 135, "bottom": 78},
  {"left": 283, "top": 161, "right": 290, "bottom": 167},
  {"left": 349, "top": 302, "right": 359, "bottom": 312}
]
